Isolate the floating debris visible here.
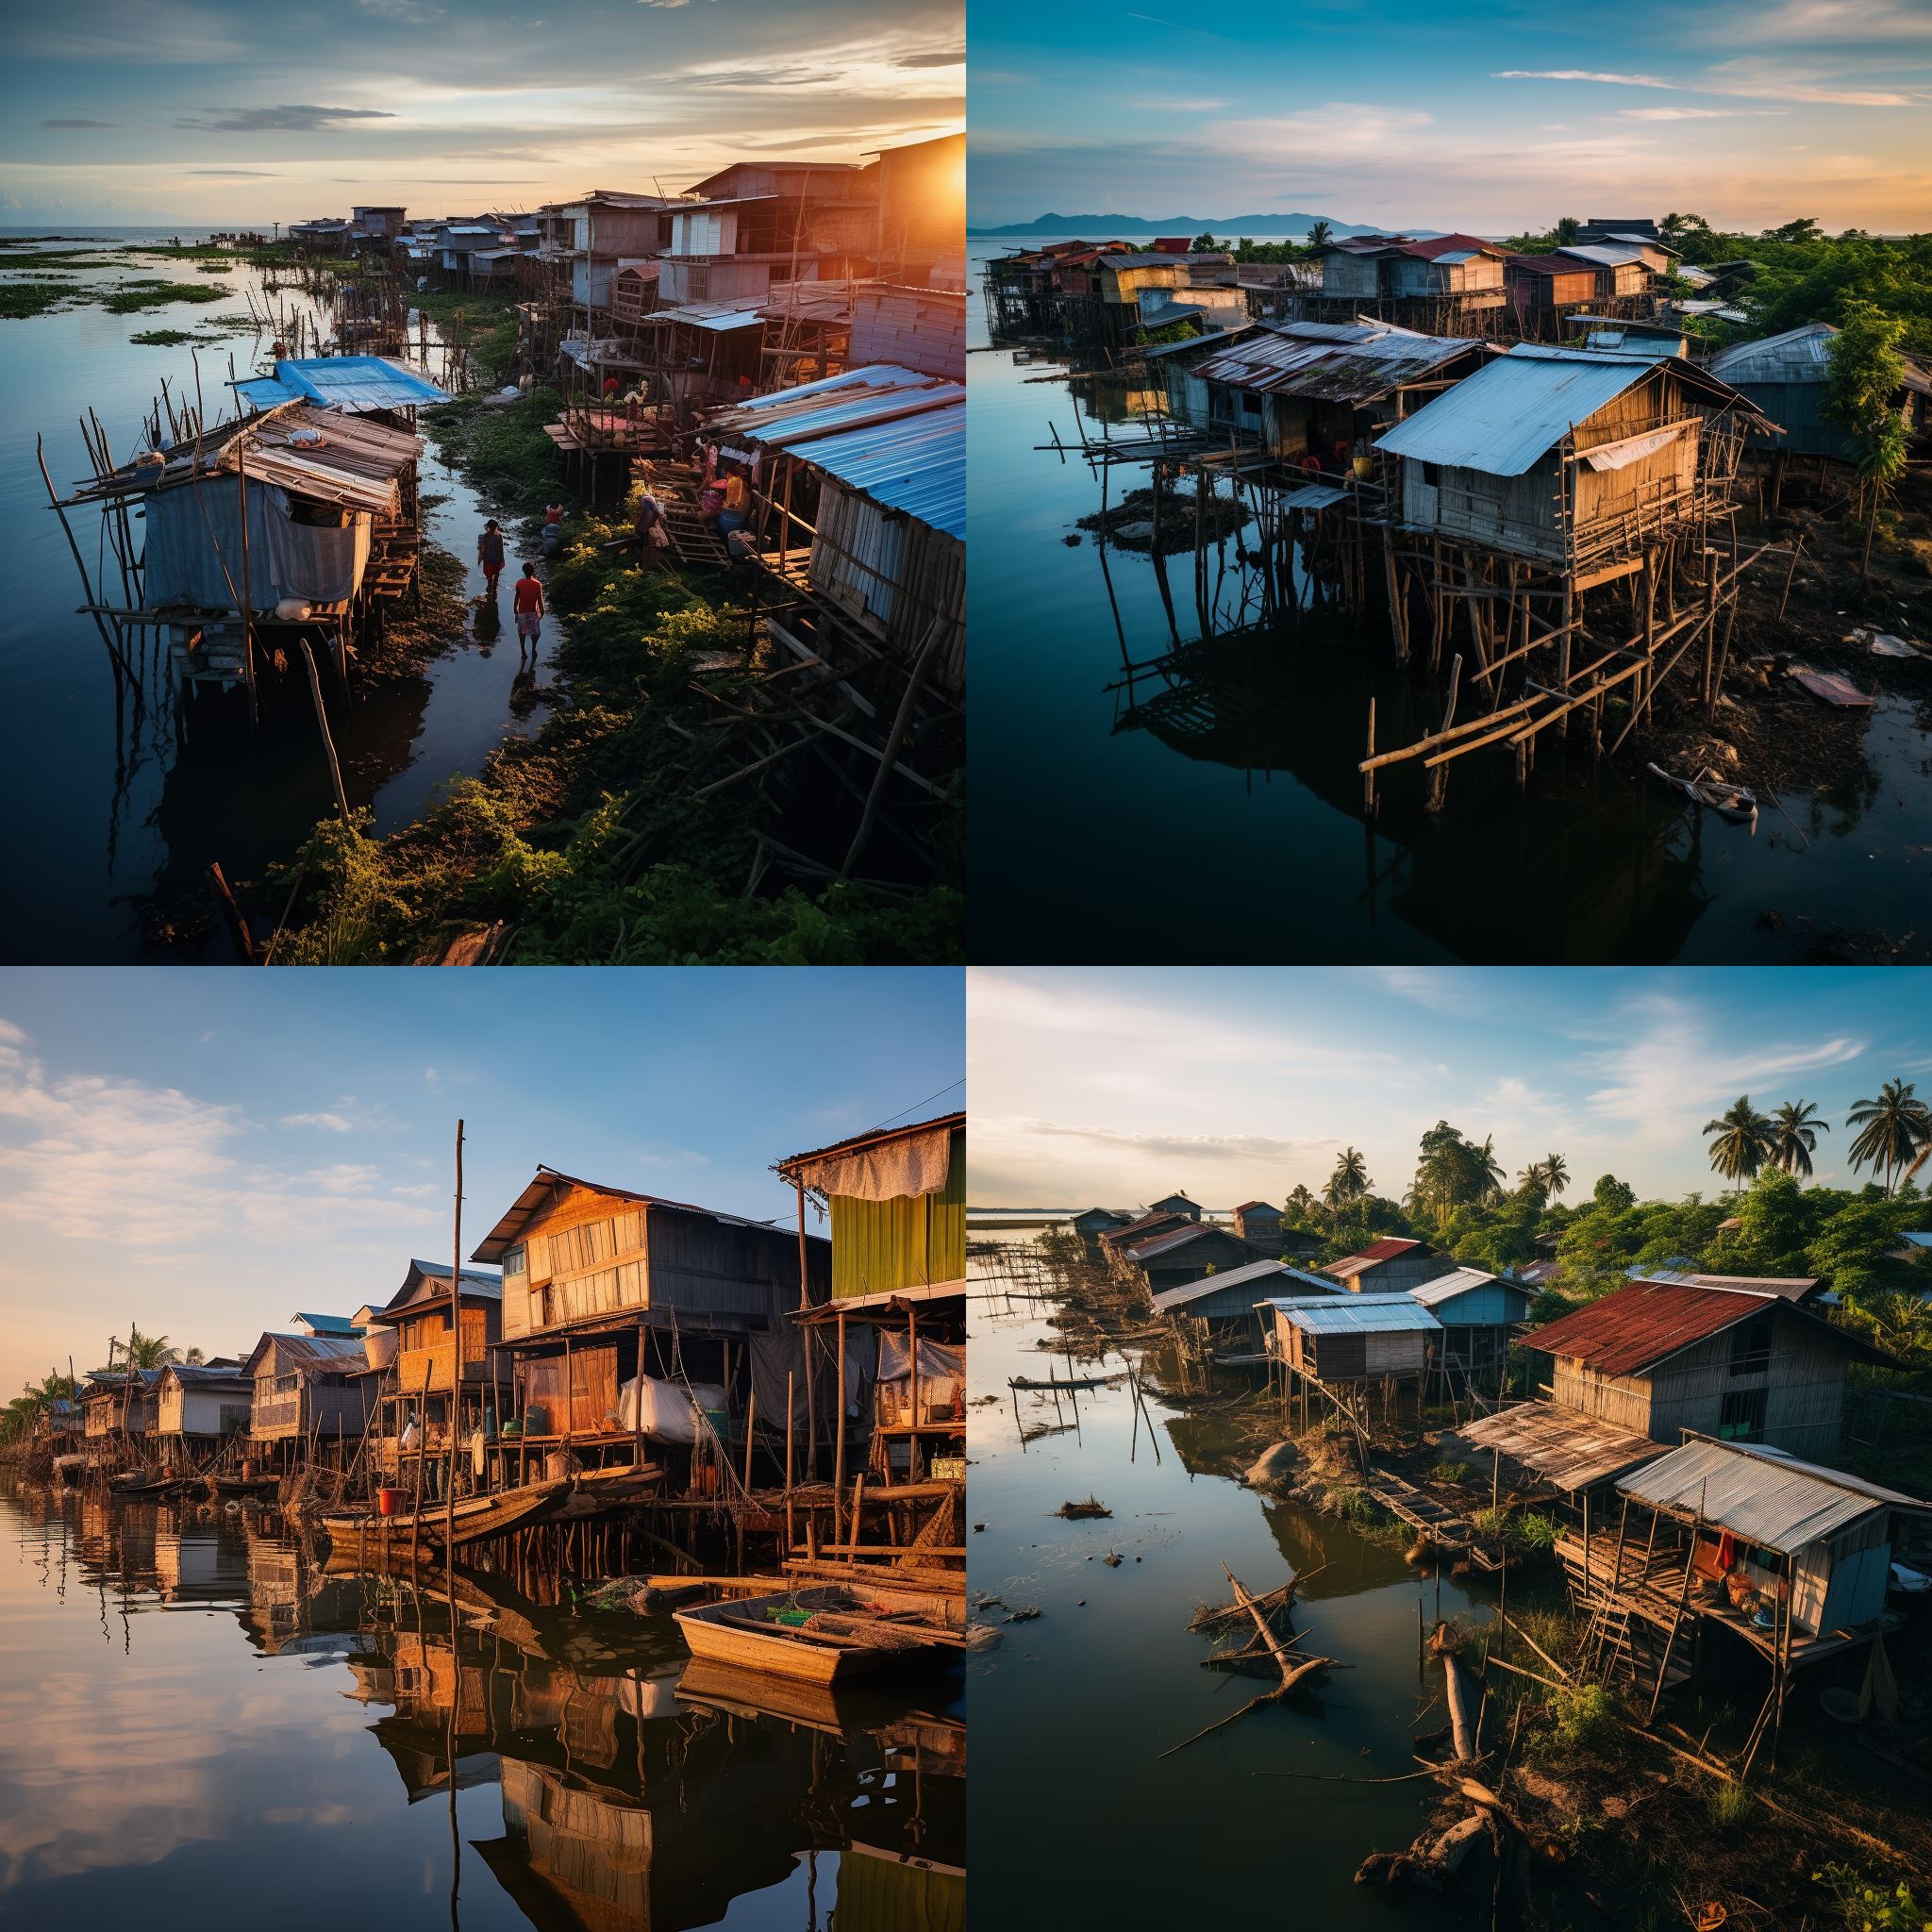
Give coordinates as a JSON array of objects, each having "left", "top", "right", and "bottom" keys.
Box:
[{"left": 1057, "top": 1496, "right": 1112, "bottom": 1520}]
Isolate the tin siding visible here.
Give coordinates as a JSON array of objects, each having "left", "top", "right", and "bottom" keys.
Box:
[{"left": 828, "top": 1128, "right": 964, "bottom": 1299}]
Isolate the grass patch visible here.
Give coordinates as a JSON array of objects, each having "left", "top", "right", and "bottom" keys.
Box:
[
  {"left": 1434, "top": 1458, "right": 1471, "bottom": 1485},
  {"left": 1547, "top": 1683, "right": 1617, "bottom": 1750},
  {"left": 194, "top": 262, "right": 234, "bottom": 275},
  {"left": 253, "top": 515, "right": 963, "bottom": 964},
  {"left": 423, "top": 389, "right": 564, "bottom": 515},
  {"left": 100, "top": 280, "right": 227, "bottom": 313},
  {"left": 128, "top": 328, "right": 200, "bottom": 346},
  {"left": 407, "top": 287, "right": 520, "bottom": 386},
  {"left": 1707, "top": 1782, "right": 1758, "bottom": 1829},
  {"left": 1512, "top": 1510, "right": 1560, "bottom": 1553},
  {"left": 0, "top": 280, "right": 78, "bottom": 319},
  {"left": 1813, "top": 1868, "right": 1926, "bottom": 1932}
]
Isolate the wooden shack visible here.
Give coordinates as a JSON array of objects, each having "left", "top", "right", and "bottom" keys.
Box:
[
  {"left": 1555, "top": 243, "right": 1655, "bottom": 304},
  {"left": 1408, "top": 1266, "right": 1533, "bottom": 1383},
  {"left": 155, "top": 1364, "right": 253, "bottom": 1465},
  {"left": 82, "top": 1369, "right": 160, "bottom": 1448},
  {"left": 1375, "top": 343, "right": 1762, "bottom": 570},
  {"left": 1525, "top": 1278, "right": 1890, "bottom": 1457},
  {"left": 1119, "top": 1222, "right": 1259, "bottom": 1293},
  {"left": 1265, "top": 1291, "right": 1443, "bottom": 1382},
  {"left": 1148, "top": 1192, "right": 1204, "bottom": 1222},
  {"left": 1071, "top": 1206, "right": 1131, "bottom": 1242},
  {"left": 1504, "top": 253, "right": 1599, "bottom": 335},
  {"left": 704, "top": 364, "right": 963, "bottom": 692},
  {"left": 1153, "top": 1258, "right": 1337, "bottom": 1357},
  {"left": 1451, "top": 1398, "right": 1663, "bottom": 1501},
  {"left": 245, "top": 1333, "right": 372, "bottom": 1458},
  {"left": 1232, "top": 1201, "right": 1283, "bottom": 1249},
  {"left": 1318, "top": 234, "right": 1507, "bottom": 318},
  {"left": 1324, "top": 1236, "right": 1453, "bottom": 1293},
  {"left": 847, "top": 285, "right": 966, "bottom": 382},
  {"left": 474, "top": 1169, "right": 829, "bottom": 1471},
  {"left": 1097, "top": 1209, "right": 1190, "bottom": 1257},
  {"left": 358, "top": 1259, "right": 504, "bottom": 1476},
  {"left": 1709, "top": 322, "right": 1929, "bottom": 464}
]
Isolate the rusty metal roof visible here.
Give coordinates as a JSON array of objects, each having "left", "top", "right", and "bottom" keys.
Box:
[
  {"left": 1332, "top": 1236, "right": 1423, "bottom": 1267},
  {"left": 1150, "top": 1257, "right": 1307, "bottom": 1312},
  {"left": 1524, "top": 1278, "right": 1886, "bottom": 1377},
  {"left": 1616, "top": 1437, "right": 1929, "bottom": 1553},
  {"left": 1191, "top": 322, "right": 1480, "bottom": 402},
  {"left": 1451, "top": 1400, "right": 1663, "bottom": 1492},
  {"left": 1124, "top": 1223, "right": 1241, "bottom": 1263},
  {"left": 243, "top": 1332, "right": 368, "bottom": 1377}
]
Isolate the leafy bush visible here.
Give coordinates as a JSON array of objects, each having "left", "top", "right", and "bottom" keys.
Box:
[
  {"left": 1813, "top": 1867, "right": 1925, "bottom": 1932},
  {"left": 1511, "top": 1511, "right": 1559, "bottom": 1554},
  {"left": 1548, "top": 1684, "right": 1616, "bottom": 1751},
  {"left": 1434, "top": 1458, "right": 1471, "bottom": 1485}
]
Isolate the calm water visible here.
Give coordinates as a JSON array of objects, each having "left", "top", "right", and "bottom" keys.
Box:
[
  {"left": 964, "top": 1239, "right": 1484, "bottom": 1927},
  {"left": 0, "top": 1477, "right": 964, "bottom": 1930},
  {"left": 964, "top": 238, "right": 1932, "bottom": 962},
  {"left": 0, "top": 228, "right": 561, "bottom": 963}
]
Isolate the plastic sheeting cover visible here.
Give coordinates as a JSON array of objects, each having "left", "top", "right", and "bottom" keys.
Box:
[
  {"left": 614, "top": 1374, "right": 726, "bottom": 1444},
  {"left": 143, "top": 478, "right": 369, "bottom": 608},
  {"left": 788, "top": 1123, "right": 954, "bottom": 1203}
]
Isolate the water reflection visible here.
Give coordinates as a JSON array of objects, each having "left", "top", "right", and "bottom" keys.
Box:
[{"left": 0, "top": 1478, "right": 963, "bottom": 1930}]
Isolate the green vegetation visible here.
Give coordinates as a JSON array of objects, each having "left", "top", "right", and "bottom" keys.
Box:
[
  {"left": 0, "top": 280, "right": 80, "bottom": 319},
  {"left": 1814, "top": 1868, "right": 1926, "bottom": 1932},
  {"left": 260, "top": 505, "right": 962, "bottom": 965},
  {"left": 100, "top": 279, "right": 227, "bottom": 313},
  {"left": 422, "top": 388, "right": 564, "bottom": 514},
  {"left": 406, "top": 287, "right": 520, "bottom": 387},
  {"left": 1433, "top": 1457, "right": 1471, "bottom": 1485},
  {"left": 1707, "top": 1782, "right": 1758, "bottom": 1829},
  {"left": 1510, "top": 1510, "right": 1559, "bottom": 1554},
  {"left": 128, "top": 328, "right": 201, "bottom": 347},
  {"left": 1547, "top": 1683, "right": 1617, "bottom": 1750}
]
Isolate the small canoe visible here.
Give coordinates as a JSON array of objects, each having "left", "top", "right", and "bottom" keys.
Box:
[
  {"left": 108, "top": 1472, "right": 196, "bottom": 1496},
  {"left": 1647, "top": 763, "right": 1757, "bottom": 830},
  {"left": 675, "top": 1584, "right": 964, "bottom": 1685},
  {"left": 1008, "top": 1374, "right": 1121, "bottom": 1391}
]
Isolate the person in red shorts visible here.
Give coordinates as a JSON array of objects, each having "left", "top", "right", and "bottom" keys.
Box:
[
  {"left": 477, "top": 518, "right": 506, "bottom": 597},
  {"left": 512, "top": 561, "right": 544, "bottom": 656}
]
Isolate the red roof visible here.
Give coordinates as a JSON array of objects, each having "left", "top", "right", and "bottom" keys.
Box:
[
  {"left": 1100, "top": 1210, "right": 1187, "bottom": 1245},
  {"left": 1234, "top": 1200, "right": 1278, "bottom": 1215},
  {"left": 1125, "top": 1224, "right": 1231, "bottom": 1262},
  {"left": 1340, "top": 1237, "right": 1420, "bottom": 1265},
  {"left": 1399, "top": 231, "right": 1505, "bottom": 260},
  {"left": 1525, "top": 1279, "right": 1877, "bottom": 1379},
  {"left": 1152, "top": 236, "right": 1191, "bottom": 253}
]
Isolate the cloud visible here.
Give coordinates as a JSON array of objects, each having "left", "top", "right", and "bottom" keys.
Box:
[
  {"left": 280, "top": 1112, "right": 355, "bottom": 1133},
  {"left": 1002, "top": 1118, "right": 1336, "bottom": 1166},
  {"left": 1123, "top": 97, "right": 1230, "bottom": 112},
  {"left": 357, "top": 0, "right": 443, "bottom": 18},
  {"left": 175, "top": 105, "right": 397, "bottom": 134},
  {"left": 185, "top": 169, "right": 280, "bottom": 177},
  {"left": 38, "top": 118, "right": 119, "bottom": 129},
  {"left": 1708, "top": 0, "right": 1932, "bottom": 42},
  {"left": 0, "top": 1021, "right": 26, "bottom": 1047},
  {"left": 1578, "top": 993, "right": 1867, "bottom": 1123},
  {"left": 1493, "top": 69, "right": 1675, "bottom": 87},
  {"left": 1619, "top": 108, "right": 1780, "bottom": 120},
  {"left": 0, "top": 1039, "right": 435, "bottom": 1251}
]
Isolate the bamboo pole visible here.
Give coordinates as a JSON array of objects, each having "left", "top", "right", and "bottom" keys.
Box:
[{"left": 446, "top": 1119, "right": 464, "bottom": 1547}]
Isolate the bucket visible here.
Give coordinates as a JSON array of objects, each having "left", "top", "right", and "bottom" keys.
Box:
[{"left": 377, "top": 1487, "right": 402, "bottom": 1517}]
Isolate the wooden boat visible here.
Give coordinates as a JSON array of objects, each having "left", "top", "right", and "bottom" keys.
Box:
[
  {"left": 1008, "top": 1373, "right": 1121, "bottom": 1391},
  {"left": 1647, "top": 762, "right": 1757, "bottom": 830},
  {"left": 320, "top": 1459, "right": 662, "bottom": 1555},
  {"left": 212, "top": 1474, "right": 279, "bottom": 1497},
  {"left": 674, "top": 1583, "right": 965, "bottom": 1685},
  {"left": 107, "top": 1470, "right": 197, "bottom": 1497}
]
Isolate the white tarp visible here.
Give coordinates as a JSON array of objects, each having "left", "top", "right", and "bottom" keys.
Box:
[
  {"left": 788, "top": 1124, "right": 955, "bottom": 1203},
  {"left": 614, "top": 1374, "right": 726, "bottom": 1444},
  {"left": 143, "top": 478, "right": 370, "bottom": 608},
  {"left": 1580, "top": 423, "right": 1688, "bottom": 473}
]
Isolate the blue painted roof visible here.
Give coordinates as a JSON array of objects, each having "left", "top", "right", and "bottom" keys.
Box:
[
  {"left": 234, "top": 375, "right": 305, "bottom": 410},
  {"left": 253, "top": 357, "right": 450, "bottom": 413},
  {"left": 712, "top": 366, "right": 964, "bottom": 541}
]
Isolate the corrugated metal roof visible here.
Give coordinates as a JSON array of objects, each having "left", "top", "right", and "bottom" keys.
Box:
[
  {"left": 291, "top": 1312, "right": 363, "bottom": 1335},
  {"left": 1376, "top": 344, "right": 1701, "bottom": 476},
  {"left": 272, "top": 357, "right": 452, "bottom": 411},
  {"left": 1452, "top": 1400, "right": 1663, "bottom": 1492},
  {"left": 1690, "top": 1274, "right": 1821, "bottom": 1302},
  {"left": 1616, "top": 1438, "right": 1928, "bottom": 1553},
  {"left": 641, "top": 300, "right": 766, "bottom": 332},
  {"left": 1331, "top": 1237, "right": 1422, "bottom": 1268},
  {"left": 1191, "top": 322, "right": 1479, "bottom": 403},
  {"left": 244, "top": 1332, "right": 368, "bottom": 1376},
  {"left": 1557, "top": 242, "right": 1648, "bottom": 268},
  {"left": 1124, "top": 1223, "right": 1233, "bottom": 1262},
  {"left": 1151, "top": 1257, "right": 1303, "bottom": 1311},
  {"left": 1411, "top": 1265, "right": 1507, "bottom": 1307},
  {"left": 1709, "top": 323, "right": 1839, "bottom": 385},
  {"left": 708, "top": 365, "right": 963, "bottom": 541},
  {"left": 1264, "top": 1291, "right": 1443, "bottom": 1336},
  {"left": 234, "top": 375, "right": 306, "bottom": 410}
]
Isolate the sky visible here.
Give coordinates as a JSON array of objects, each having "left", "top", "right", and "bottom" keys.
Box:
[
  {"left": 969, "top": 0, "right": 1932, "bottom": 232},
  {"left": 0, "top": 0, "right": 962, "bottom": 225},
  {"left": 968, "top": 966, "right": 1932, "bottom": 1212},
  {"left": 0, "top": 967, "right": 961, "bottom": 1400}
]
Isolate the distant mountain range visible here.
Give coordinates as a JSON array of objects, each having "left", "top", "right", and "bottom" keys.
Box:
[{"left": 967, "top": 211, "right": 1436, "bottom": 239}]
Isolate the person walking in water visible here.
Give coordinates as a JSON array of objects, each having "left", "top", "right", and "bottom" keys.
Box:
[
  {"left": 512, "top": 560, "right": 544, "bottom": 657},
  {"left": 477, "top": 518, "right": 507, "bottom": 597}
]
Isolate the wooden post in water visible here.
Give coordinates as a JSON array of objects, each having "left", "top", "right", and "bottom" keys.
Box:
[
  {"left": 795, "top": 1181, "right": 817, "bottom": 1480},
  {"left": 834, "top": 1307, "right": 848, "bottom": 1503},
  {"left": 236, "top": 448, "right": 258, "bottom": 729},
  {"left": 446, "top": 1119, "right": 463, "bottom": 1549}
]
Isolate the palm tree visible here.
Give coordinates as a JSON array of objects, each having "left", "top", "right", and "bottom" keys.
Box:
[
  {"left": 1519, "top": 1160, "right": 1550, "bottom": 1196},
  {"left": 1307, "top": 219, "right": 1333, "bottom": 250},
  {"left": 1768, "top": 1100, "right": 1829, "bottom": 1178},
  {"left": 1324, "top": 1147, "right": 1370, "bottom": 1208},
  {"left": 1847, "top": 1080, "right": 1932, "bottom": 1195},
  {"left": 1541, "top": 1153, "right": 1570, "bottom": 1201},
  {"left": 1703, "top": 1096, "right": 1774, "bottom": 1184},
  {"left": 1470, "top": 1134, "right": 1506, "bottom": 1204},
  {"left": 115, "top": 1328, "right": 182, "bottom": 1371}
]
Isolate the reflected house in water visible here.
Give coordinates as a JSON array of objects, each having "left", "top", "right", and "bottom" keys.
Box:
[
  {"left": 473, "top": 1170, "right": 830, "bottom": 1481},
  {"left": 154, "top": 1363, "right": 252, "bottom": 1470},
  {"left": 352, "top": 1258, "right": 505, "bottom": 1487},
  {"left": 1523, "top": 1276, "right": 1892, "bottom": 1458}
]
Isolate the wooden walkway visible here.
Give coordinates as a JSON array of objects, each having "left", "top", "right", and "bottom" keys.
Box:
[{"left": 1358, "top": 1465, "right": 1506, "bottom": 1572}]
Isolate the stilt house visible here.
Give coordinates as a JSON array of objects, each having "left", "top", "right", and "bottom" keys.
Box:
[
  {"left": 245, "top": 1333, "right": 373, "bottom": 1456},
  {"left": 1324, "top": 1236, "right": 1452, "bottom": 1293},
  {"left": 1407, "top": 1266, "right": 1532, "bottom": 1379},
  {"left": 1153, "top": 1258, "right": 1340, "bottom": 1355},
  {"left": 1709, "top": 323, "right": 1929, "bottom": 464},
  {"left": 1524, "top": 1278, "right": 1890, "bottom": 1457},
  {"left": 155, "top": 1364, "right": 253, "bottom": 1465},
  {"left": 1117, "top": 1222, "right": 1259, "bottom": 1293}
]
